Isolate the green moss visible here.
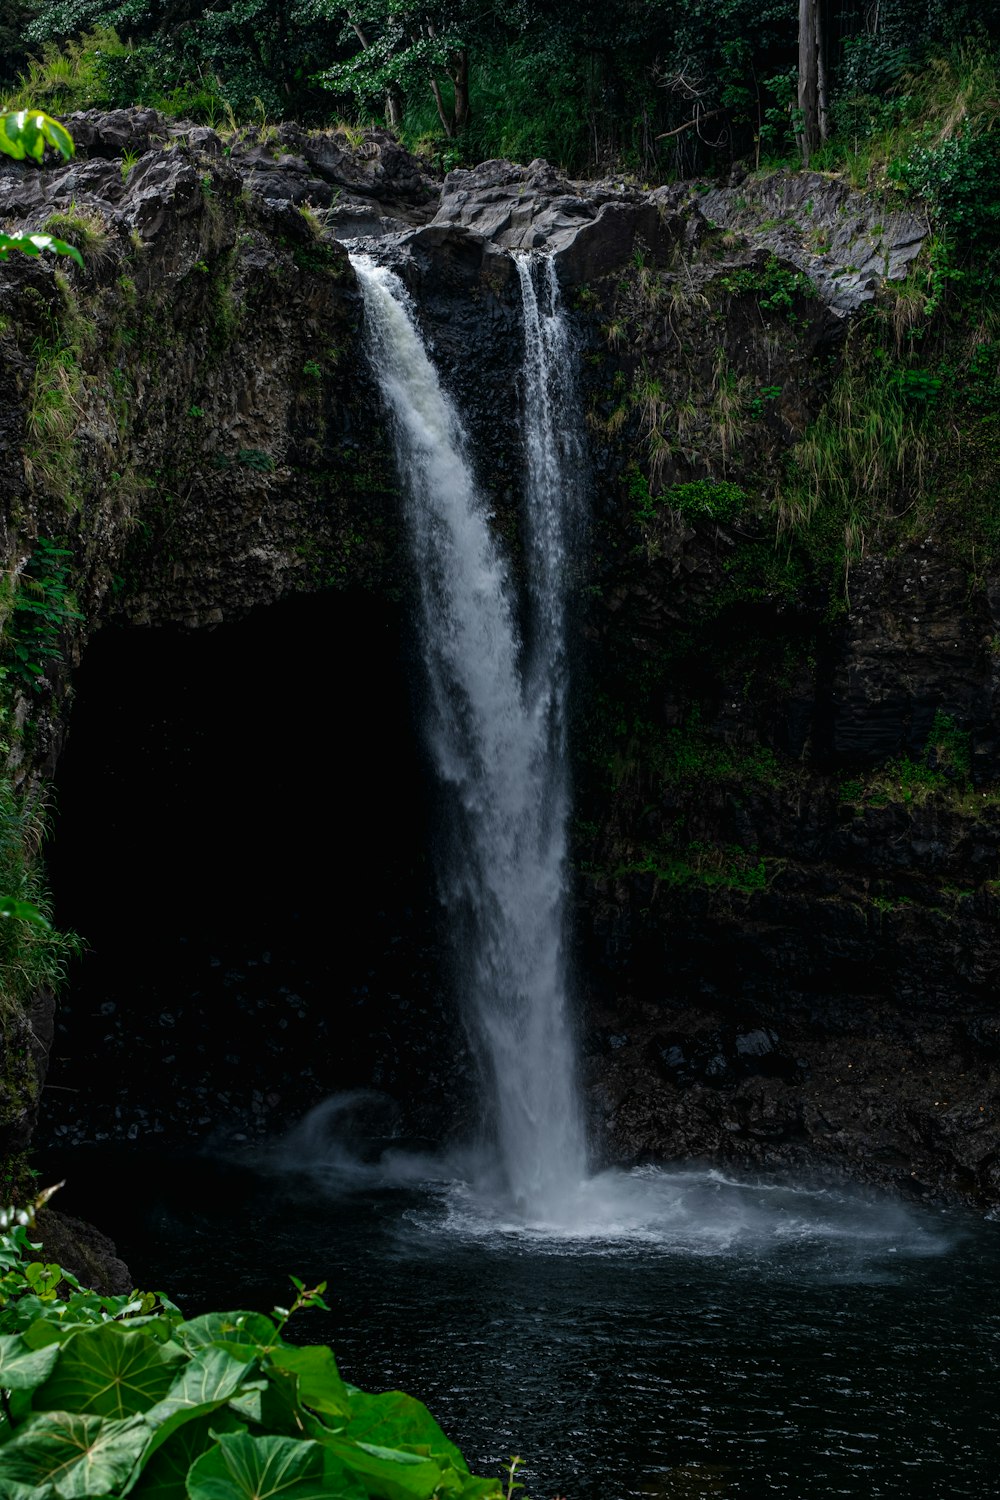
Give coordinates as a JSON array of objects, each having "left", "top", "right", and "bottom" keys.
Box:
[{"left": 617, "top": 841, "right": 770, "bottom": 894}]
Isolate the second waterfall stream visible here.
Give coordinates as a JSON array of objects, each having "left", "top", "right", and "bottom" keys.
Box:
[{"left": 350, "top": 251, "right": 587, "bottom": 1223}]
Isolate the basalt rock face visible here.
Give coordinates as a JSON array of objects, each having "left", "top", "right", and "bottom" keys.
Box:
[
  {"left": 574, "top": 486, "right": 1000, "bottom": 1207},
  {"left": 0, "top": 112, "right": 430, "bottom": 1158},
  {"left": 5, "top": 113, "right": 1000, "bottom": 1207}
]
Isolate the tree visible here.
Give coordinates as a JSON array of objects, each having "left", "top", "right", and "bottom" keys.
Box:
[{"left": 316, "top": 0, "right": 476, "bottom": 136}]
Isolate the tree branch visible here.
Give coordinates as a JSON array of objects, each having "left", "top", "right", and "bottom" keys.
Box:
[{"left": 655, "top": 107, "right": 724, "bottom": 141}]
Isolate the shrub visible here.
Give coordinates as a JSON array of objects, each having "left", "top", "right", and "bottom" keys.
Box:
[
  {"left": 664, "top": 480, "right": 748, "bottom": 524},
  {"left": 0, "top": 1194, "right": 502, "bottom": 1498}
]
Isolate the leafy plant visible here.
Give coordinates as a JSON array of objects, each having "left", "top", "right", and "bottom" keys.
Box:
[
  {"left": 0, "top": 109, "right": 82, "bottom": 267},
  {"left": 0, "top": 788, "right": 80, "bottom": 1021},
  {"left": 716, "top": 256, "right": 817, "bottom": 319},
  {"left": 5, "top": 538, "right": 84, "bottom": 689},
  {"left": 665, "top": 480, "right": 748, "bottom": 523},
  {"left": 0, "top": 1194, "right": 504, "bottom": 1499}
]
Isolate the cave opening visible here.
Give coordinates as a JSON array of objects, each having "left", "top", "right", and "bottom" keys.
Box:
[{"left": 39, "top": 587, "right": 460, "bottom": 1187}]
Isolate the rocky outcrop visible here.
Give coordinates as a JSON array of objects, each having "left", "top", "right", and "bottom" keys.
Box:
[
  {"left": 35, "top": 1204, "right": 130, "bottom": 1294},
  {"left": 695, "top": 171, "right": 926, "bottom": 312}
]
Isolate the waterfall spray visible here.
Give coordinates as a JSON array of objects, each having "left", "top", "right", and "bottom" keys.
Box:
[{"left": 352, "top": 252, "right": 587, "bottom": 1219}]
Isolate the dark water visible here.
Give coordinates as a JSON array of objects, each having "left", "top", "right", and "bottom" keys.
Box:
[{"left": 48, "top": 1141, "right": 1000, "bottom": 1500}]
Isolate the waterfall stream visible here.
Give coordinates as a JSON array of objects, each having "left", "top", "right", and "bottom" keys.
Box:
[{"left": 351, "top": 253, "right": 586, "bottom": 1219}]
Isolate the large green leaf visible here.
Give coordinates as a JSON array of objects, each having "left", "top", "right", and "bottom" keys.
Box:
[
  {"left": 225, "top": 1386, "right": 263, "bottom": 1425},
  {"left": 127, "top": 1410, "right": 244, "bottom": 1500},
  {"left": 128, "top": 1346, "right": 264, "bottom": 1480},
  {"left": 33, "top": 1323, "right": 182, "bottom": 1419},
  {"left": 0, "top": 1411, "right": 150, "bottom": 1498},
  {"left": 175, "top": 1313, "right": 277, "bottom": 1360},
  {"left": 0, "top": 1481, "right": 57, "bottom": 1500},
  {"left": 144, "top": 1347, "right": 254, "bottom": 1429},
  {"left": 267, "top": 1345, "right": 350, "bottom": 1420},
  {"left": 318, "top": 1436, "right": 447, "bottom": 1500},
  {"left": 0, "top": 231, "right": 83, "bottom": 268},
  {"left": 0, "top": 110, "right": 74, "bottom": 163},
  {"left": 254, "top": 1367, "right": 307, "bottom": 1439},
  {"left": 345, "top": 1391, "right": 469, "bottom": 1473},
  {"left": 0, "top": 897, "right": 53, "bottom": 927},
  {"left": 0, "top": 1331, "right": 59, "bottom": 1388},
  {"left": 186, "top": 1430, "right": 367, "bottom": 1500},
  {"left": 21, "top": 1318, "right": 102, "bottom": 1351}
]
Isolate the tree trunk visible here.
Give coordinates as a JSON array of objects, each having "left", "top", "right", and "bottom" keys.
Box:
[
  {"left": 385, "top": 83, "right": 404, "bottom": 129},
  {"left": 797, "top": 0, "right": 825, "bottom": 165},
  {"left": 427, "top": 71, "right": 454, "bottom": 137},
  {"left": 449, "top": 48, "right": 471, "bottom": 132}
]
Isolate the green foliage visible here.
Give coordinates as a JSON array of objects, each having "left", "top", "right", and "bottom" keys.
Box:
[
  {"left": 5, "top": 539, "right": 84, "bottom": 691},
  {"left": 629, "top": 470, "right": 748, "bottom": 532},
  {"left": 820, "top": 43, "right": 1000, "bottom": 301},
  {"left": 0, "top": 789, "right": 81, "bottom": 1020},
  {"left": 398, "top": 37, "right": 597, "bottom": 170},
  {"left": 0, "top": 109, "right": 82, "bottom": 268},
  {"left": 839, "top": 711, "right": 974, "bottom": 807},
  {"left": 41, "top": 204, "right": 113, "bottom": 263},
  {"left": 664, "top": 480, "right": 748, "bottom": 524},
  {"left": 0, "top": 108, "right": 72, "bottom": 162},
  {"left": 1, "top": 30, "right": 128, "bottom": 113},
  {"left": 0, "top": 231, "right": 83, "bottom": 269},
  {"left": 620, "top": 842, "right": 769, "bottom": 894},
  {"left": 6, "top": 0, "right": 1000, "bottom": 183},
  {"left": 0, "top": 1199, "right": 503, "bottom": 1500},
  {"left": 891, "top": 122, "right": 1000, "bottom": 300},
  {"left": 716, "top": 256, "right": 817, "bottom": 319},
  {"left": 773, "top": 332, "right": 928, "bottom": 565}
]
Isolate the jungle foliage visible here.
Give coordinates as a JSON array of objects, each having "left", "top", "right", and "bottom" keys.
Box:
[
  {"left": 0, "top": 1195, "right": 502, "bottom": 1499},
  {"left": 2, "top": 0, "right": 997, "bottom": 178}
]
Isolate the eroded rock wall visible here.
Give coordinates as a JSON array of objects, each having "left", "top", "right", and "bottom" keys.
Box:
[{"left": 2, "top": 122, "right": 999, "bottom": 1206}]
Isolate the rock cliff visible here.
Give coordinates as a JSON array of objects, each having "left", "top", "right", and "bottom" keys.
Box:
[{"left": 2, "top": 112, "right": 998, "bottom": 1207}]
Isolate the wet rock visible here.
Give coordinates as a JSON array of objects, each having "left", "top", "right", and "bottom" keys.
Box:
[
  {"left": 696, "top": 171, "right": 926, "bottom": 313},
  {"left": 34, "top": 1206, "right": 131, "bottom": 1295}
]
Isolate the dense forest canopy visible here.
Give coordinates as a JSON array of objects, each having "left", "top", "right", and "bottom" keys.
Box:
[{"left": 1, "top": 0, "right": 997, "bottom": 179}]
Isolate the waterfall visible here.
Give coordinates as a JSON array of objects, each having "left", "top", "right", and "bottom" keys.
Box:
[{"left": 351, "top": 252, "right": 587, "bottom": 1219}]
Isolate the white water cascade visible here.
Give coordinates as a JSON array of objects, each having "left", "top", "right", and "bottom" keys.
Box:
[{"left": 351, "top": 252, "right": 587, "bottom": 1220}]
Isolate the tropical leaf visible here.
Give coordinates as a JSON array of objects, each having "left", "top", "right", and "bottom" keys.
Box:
[
  {"left": 175, "top": 1312, "right": 277, "bottom": 1359},
  {"left": 127, "top": 1346, "right": 265, "bottom": 1483},
  {"left": 127, "top": 1410, "right": 244, "bottom": 1500},
  {"left": 143, "top": 1346, "right": 255, "bottom": 1429},
  {"left": 225, "top": 1385, "right": 263, "bottom": 1425},
  {"left": 0, "top": 1331, "right": 59, "bottom": 1388},
  {"left": 33, "top": 1323, "right": 182, "bottom": 1419},
  {"left": 185, "top": 1430, "right": 367, "bottom": 1500},
  {"left": 0, "top": 897, "right": 53, "bottom": 927},
  {"left": 0, "top": 1411, "right": 149, "bottom": 1498},
  {"left": 255, "top": 1366, "right": 307, "bottom": 1439},
  {"left": 0, "top": 231, "right": 84, "bottom": 267},
  {"left": 267, "top": 1344, "right": 350, "bottom": 1420},
  {"left": 20, "top": 1317, "right": 95, "bottom": 1350},
  {"left": 0, "top": 110, "right": 74, "bottom": 163},
  {"left": 318, "top": 1436, "right": 448, "bottom": 1500},
  {"left": 346, "top": 1390, "right": 470, "bottom": 1473},
  {"left": 0, "top": 1481, "right": 58, "bottom": 1500}
]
